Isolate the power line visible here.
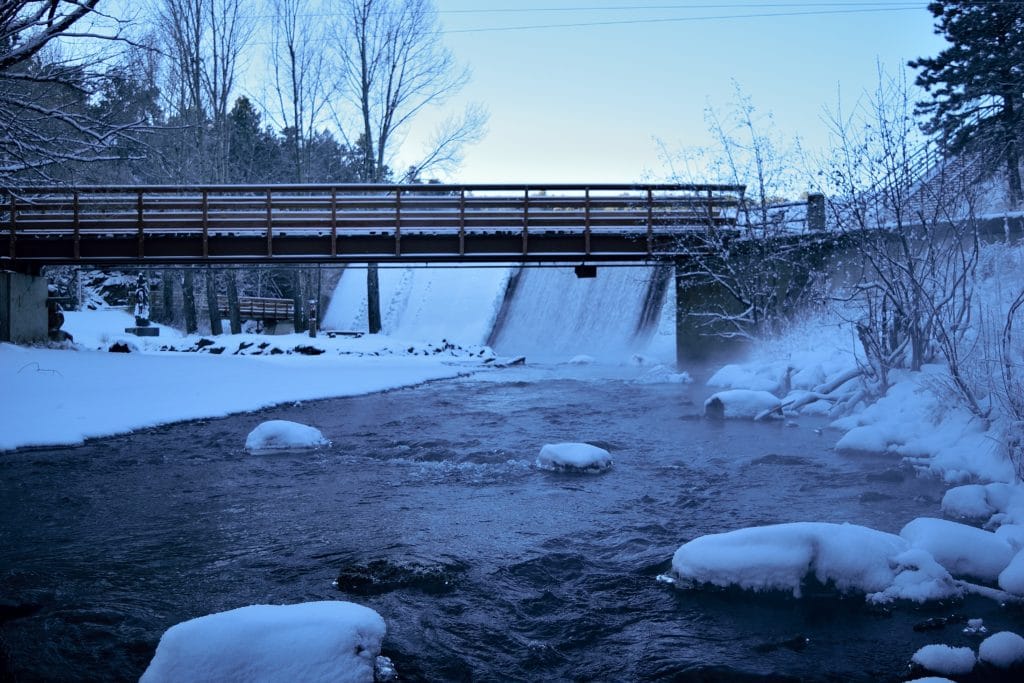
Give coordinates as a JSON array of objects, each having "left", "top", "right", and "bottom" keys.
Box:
[{"left": 443, "top": 6, "right": 925, "bottom": 34}]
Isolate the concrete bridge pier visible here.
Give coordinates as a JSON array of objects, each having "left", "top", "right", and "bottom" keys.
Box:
[
  {"left": 1, "top": 270, "right": 49, "bottom": 343},
  {"left": 673, "top": 259, "right": 744, "bottom": 368}
]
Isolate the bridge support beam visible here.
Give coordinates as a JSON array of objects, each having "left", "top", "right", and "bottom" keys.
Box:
[
  {"left": 0, "top": 270, "right": 49, "bottom": 344},
  {"left": 367, "top": 263, "right": 382, "bottom": 334},
  {"left": 673, "top": 260, "right": 743, "bottom": 367}
]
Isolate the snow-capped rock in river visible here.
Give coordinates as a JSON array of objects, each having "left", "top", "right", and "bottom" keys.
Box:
[
  {"left": 900, "top": 518, "right": 1015, "bottom": 583},
  {"left": 245, "top": 420, "right": 330, "bottom": 453},
  {"left": 910, "top": 644, "right": 976, "bottom": 676},
  {"left": 140, "top": 601, "right": 386, "bottom": 683},
  {"left": 670, "top": 522, "right": 962, "bottom": 604},
  {"left": 536, "top": 442, "right": 612, "bottom": 473},
  {"left": 978, "top": 631, "right": 1024, "bottom": 669},
  {"left": 703, "top": 390, "right": 782, "bottom": 420}
]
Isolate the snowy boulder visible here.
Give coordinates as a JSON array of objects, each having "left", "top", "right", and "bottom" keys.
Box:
[
  {"left": 868, "top": 548, "right": 961, "bottom": 605},
  {"left": 633, "top": 365, "right": 693, "bottom": 385},
  {"left": 669, "top": 522, "right": 959, "bottom": 602},
  {"left": 140, "top": 601, "right": 386, "bottom": 683},
  {"left": 978, "top": 631, "right": 1024, "bottom": 669},
  {"left": 941, "top": 485, "right": 996, "bottom": 522},
  {"left": 998, "top": 549, "right": 1024, "bottom": 596},
  {"left": 900, "top": 518, "right": 1015, "bottom": 583},
  {"left": 910, "top": 644, "right": 975, "bottom": 676},
  {"left": 245, "top": 420, "right": 330, "bottom": 453},
  {"left": 567, "top": 355, "right": 595, "bottom": 365},
  {"left": 536, "top": 443, "right": 612, "bottom": 473},
  {"left": 704, "top": 390, "right": 781, "bottom": 420}
]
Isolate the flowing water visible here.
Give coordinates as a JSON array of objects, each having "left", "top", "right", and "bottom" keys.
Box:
[{"left": 1, "top": 364, "right": 1019, "bottom": 682}]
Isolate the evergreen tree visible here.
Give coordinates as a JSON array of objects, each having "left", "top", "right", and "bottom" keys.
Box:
[{"left": 910, "top": 1, "right": 1024, "bottom": 203}]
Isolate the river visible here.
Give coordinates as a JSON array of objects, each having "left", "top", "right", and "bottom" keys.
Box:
[{"left": 0, "top": 363, "right": 1014, "bottom": 681}]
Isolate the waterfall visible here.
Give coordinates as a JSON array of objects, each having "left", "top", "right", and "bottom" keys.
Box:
[
  {"left": 488, "top": 266, "right": 673, "bottom": 362},
  {"left": 322, "top": 266, "right": 513, "bottom": 346}
]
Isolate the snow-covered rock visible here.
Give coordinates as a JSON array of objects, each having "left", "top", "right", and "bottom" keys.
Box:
[
  {"left": 567, "top": 354, "right": 595, "bottom": 365},
  {"left": 905, "top": 678, "right": 957, "bottom": 683},
  {"left": 140, "top": 601, "right": 386, "bottom": 683},
  {"left": 703, "top": 390, "right": 781, "bottom": 420},
  {"left": 941, "top": 485, "right": 996, "bottom": 521},
  {"left": 998, "top": 549, "right": 1024, "bottom": 595},
  {"left": 706, "top": 363, "right": 790, "bottom": 393},
  {"left": 536, "top": 443, "right": 612, "bottom": 473},
  {"left": 633, "top": 364, "right": 692, "bottom": 384},
  {"left": 245, "top": 420, "right": 330, "bottom": 453},
  {"left": 900, "top": 518, "right": 1015, "bottom": 583},
  {"left": 670, "top": 522, "right": 959, "bottom": 603},
  {"left": 910, "top": 644, "right": 975, "bottom": 676},
  {"left": 978, "top": 631, "right": 1024, "bottom": 669}
]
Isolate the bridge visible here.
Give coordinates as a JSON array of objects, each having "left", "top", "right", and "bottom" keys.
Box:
[{"left": 0, "top": 183, "right": 743, "bottom": 269}]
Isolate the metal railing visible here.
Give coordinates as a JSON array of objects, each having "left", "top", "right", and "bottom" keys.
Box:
[{"left": 1, "top": 183, "right": 745, "bottom": 266}]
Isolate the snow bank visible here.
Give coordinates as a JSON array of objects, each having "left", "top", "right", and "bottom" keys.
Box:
[
  {"left": 0, "top": 345, "right": 465, "bottom": 452},
  {"left": 941, "top": 483, "right": 1024, "bottom": 527},
  {"left": 830, "top": 369, "right": 1010, "bottom": 482},
  {"left": 670, "top": 522, "right": 959, "bottom": 603},
  {"left": 910, "top": 644, "right": 975, "bottom": 676},
  {"left": 999, "top": 550, "right": 1024, "bottom": 595},
  {"left": 707, "top": 363, "right": 790, "bottom": 393},
  {"left": 140, "top": 601, "right": 385, "bottom": 683},
  {"left": 703, "top": 390, "right": 781, "bottom": 420},
  {"left": 900, "top": 518, "right": 1015, "bottom": 583},
  {"left": 978, "top": 631, "right": 1024, "bottom": 669},
  {"left": 245, "top": 420, "right": 329, "bottom": 453},
  {"left": 536, "top": 443, "right": 613, "bottom": 473}
]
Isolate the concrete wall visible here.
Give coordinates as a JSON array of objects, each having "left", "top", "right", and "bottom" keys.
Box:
[{"left": 0, "top": 271, "right": 48, "bottom": 344}]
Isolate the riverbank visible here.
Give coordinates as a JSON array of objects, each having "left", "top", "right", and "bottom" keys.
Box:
[{"left": 0, "top": 309, "right": 494, "bottom": 452}]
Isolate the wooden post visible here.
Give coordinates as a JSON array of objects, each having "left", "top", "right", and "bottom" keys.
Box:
[
  {"left": 584, "top": 188, "right": 591, "bottom": 256},
  {"left": 72, "top": 191, "right": 80, "bottom": 261},
  {"left": 201, "top": 190, "right": 209, "bottom": 258},
  {"left": 136, "top": 190, "right": 144, "bottom": 258},
  {"left": 265, "top": 189, "right": 273, "bottom": 257},
  {"left": 807, "top": 192, "right": 826, "bottom": 231},
  {"left": 522, "top": 188, "right": 529, "bottom": 256},
  {"left": 394, "top": 188, "right": 402, "bottom": 256},
  {"left": 8, "top": 193, "right": 16, "bottom": 261},
  {"left": 458, "top": 188, "right": 466, "bottom": 256},
  {"left": 646, "top": 188, "right": 654, "bottom": 256},
  {"left": 330, "top": 188, "right": 337, "bottom": 258}
]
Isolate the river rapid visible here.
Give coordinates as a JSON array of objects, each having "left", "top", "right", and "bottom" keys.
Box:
[{"left": 1, "top": 363, "right": 1017, "bottom": 681}]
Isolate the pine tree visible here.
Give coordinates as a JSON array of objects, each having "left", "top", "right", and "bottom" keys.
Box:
[{"left": 910, "top": 1, "right": 1024, "bottom": 204}]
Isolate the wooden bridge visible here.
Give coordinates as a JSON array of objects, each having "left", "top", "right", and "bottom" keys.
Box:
[{"left": 0, "top": 183, "right": 743, "bottom": 270}]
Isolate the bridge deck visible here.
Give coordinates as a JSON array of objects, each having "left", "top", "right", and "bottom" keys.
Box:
[{"left": 1, "top": 183, "right": 744, "bottom": 267}]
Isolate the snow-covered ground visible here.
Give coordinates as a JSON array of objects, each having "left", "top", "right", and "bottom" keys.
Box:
[{"left": 0, "top": 308, "right": 494, "bottom": 452}]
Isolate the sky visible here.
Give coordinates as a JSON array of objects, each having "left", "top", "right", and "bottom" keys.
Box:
[{"left": 399, "top": 1, "right": 949, "bottom": 185}]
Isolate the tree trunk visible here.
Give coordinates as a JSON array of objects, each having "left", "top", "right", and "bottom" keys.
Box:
[
  {"left": 226, "top": 269, "right": 242, "bottom": 334},
  {"left": 182, "top": 268, "right": 198, "bottom": 334},
  {"left": 160, "top": 270, "right": 175, "bottom": 324},
  {"left": 291, "top": 269, "right": 305, "bottom": 333},
  {"left": 205, "top": 268, "right": 223, "bottom": 336},
  {"left": 367, "top": 263, "right": 382, "bottom": 334}
]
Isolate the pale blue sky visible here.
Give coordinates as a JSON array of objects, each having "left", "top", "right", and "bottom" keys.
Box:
[{"left": 405, "top": 1, "right": 948, "bottom": 184}]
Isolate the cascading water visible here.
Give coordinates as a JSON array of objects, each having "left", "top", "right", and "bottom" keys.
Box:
[
  {"left": 488, "top": 265, "right": 675, "bottom": 362},
  {"left": 320, "top": 264, "right": 678, "bottom": 363},
  {"left": 321, "top": 266, "right": 513, "bottom": 345}
]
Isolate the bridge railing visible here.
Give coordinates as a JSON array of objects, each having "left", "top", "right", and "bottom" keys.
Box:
[{"left": 2, "top": 183, "right": 745, "bottom": 264}]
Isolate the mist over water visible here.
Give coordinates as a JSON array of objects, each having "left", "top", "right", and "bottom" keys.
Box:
[{"left": 4, "top": 363, "right": 1011, "bottom": 682}]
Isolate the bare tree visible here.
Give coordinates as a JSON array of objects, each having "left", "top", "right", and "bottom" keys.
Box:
[
  {"left": 332, "top": 0, "right": 484, "bottom": 182},
  {"left": 267, "top": 0, "right": 335, "bottom": 183},
  {"left": 203, "top": 0, "right": 253, "bottom": 182},
  {"left": 823, "top": 69, "right": 985, "bottom": 414},
  {"left": 0, "top": 1, "right": 144, "bottom": 185},
  {"left": 664, "top": 86, "right": 818, "bottom": 344}
]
